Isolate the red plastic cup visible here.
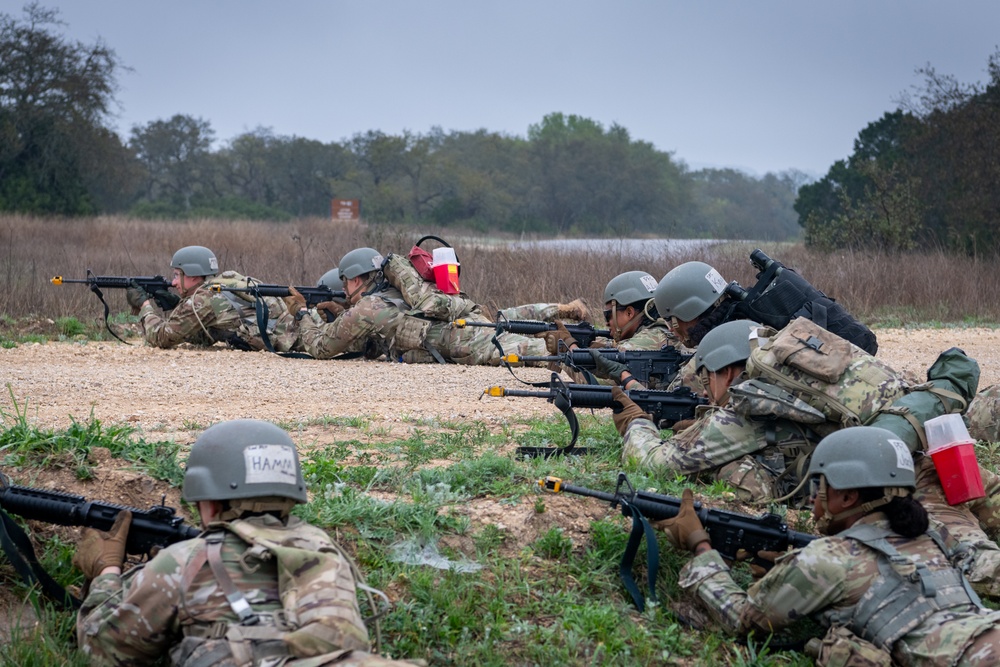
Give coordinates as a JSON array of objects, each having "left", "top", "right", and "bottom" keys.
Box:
[
  {"left": 930, "top": 439, "right": 985, "bottom": 505},
  {"left": 433, "top": 262, "right": 460, "bottom": 294}
]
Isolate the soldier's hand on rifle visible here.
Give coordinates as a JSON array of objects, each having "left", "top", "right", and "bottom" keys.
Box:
[
  {"left": 538, "top": 320, "right": 578, "bottom": 354},
  {"left": 150, "top": 288, "right": 180, "bottom": 311},
  {"left": 735, "top": 549, "right": 783, "bottom": 579},
  {"left": 587, "top": 349, "right": 632, "bottom": 386},
  {"left": 283, "top": 286, "right": 306, "bottom": 313},
  {"left": 125, "top": 281, "right": 149, "bottom": 313},
  {"left": 610, "top": 386, "right": 651, "bottom": 436},
  {"left": 315, "top": 300, "right": 346, "bottom": 322},
  {"left": 653, "top": 488, "right": 710, "bottom": 553},
  {"left": 72, "top": 510, "right": 132, "bottom": 579}
]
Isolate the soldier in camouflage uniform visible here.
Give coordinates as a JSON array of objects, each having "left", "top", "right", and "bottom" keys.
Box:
[
  {"left": 74, "top": 419, "right": 413, "bottom": 667},
  {"left": 127, "top": 245, "right": 298, "bottom": 352},
  {"left": 663, "top": 426, "right": 1000, "bottom": 666},
  {"left": 616, "top": 319, "right": 1000, "bottom": 596},
  {"left": 965, "top": 384, "right": 1000, "bottom": 444},
  {"left": 295, "top": 247, "right": 571, "bottom": 364},
  {"left": 553, "top": 271, "right": 683, "bottom": 390}
]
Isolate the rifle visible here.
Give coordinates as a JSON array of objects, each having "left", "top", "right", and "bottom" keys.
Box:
[
  {"left": 540, "top": 472, "right": 816, "bottom": 610},
  {"left": 51, "top": 271, "right": 178, "bottom": 343},
  {"left": 211, "top": 283, "right": 347, "bottom": 327},
  {"left": 0, "top": 473, "right": 200, "bottom": 608},
  {"left": 502, "top": 346, "right": 691, "bottom": 388},
  {"left": 210, "top": 283, "right": 346, "bottom": 307},
  {"left": 484, "top": 373, "right": 707, "bottom": 457},
  {"left": 454, "top": 312, "right": 611, "bottom": 349}
]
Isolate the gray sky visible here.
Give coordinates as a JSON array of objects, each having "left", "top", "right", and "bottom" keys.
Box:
[{"left": 30, "top": 1, "right": 1000, "bottom": 178}]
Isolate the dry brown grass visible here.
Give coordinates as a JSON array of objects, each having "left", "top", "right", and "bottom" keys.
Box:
[{"left": 3, "top": 214, "right": 999, "bottom": 325}]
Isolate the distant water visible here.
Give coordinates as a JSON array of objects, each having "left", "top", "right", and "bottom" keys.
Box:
[{"left": 506, "top": 238, "right": 728, "bottom": 260}]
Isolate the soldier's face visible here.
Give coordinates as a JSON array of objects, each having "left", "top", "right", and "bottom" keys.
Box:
[
  {"left": 172, "top": 270, "right": 204, "bottom": 297},
  {"left": 344, "top": 276, "right": 367, "bottom": 304}
]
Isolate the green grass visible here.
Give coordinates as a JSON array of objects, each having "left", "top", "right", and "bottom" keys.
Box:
[{"left": 0, "top": 411, "right": 833, "bottom": 665}]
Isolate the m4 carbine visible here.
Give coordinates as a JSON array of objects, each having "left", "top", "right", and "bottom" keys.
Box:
[
  {"left": 51, "top": 272, "right": 178, "bottom": 342},
  {"left": 0, "top": 473, "right": 199, "bottom": 608},
  {"left": 453, "top": 314, "right": 611, "bottom": 349},
  {"left": 210, "top": 283, "right": 346, "bottom": 307},
  {"left": 540, "top": 472, "right": 815, "bottom": 610},
  {"left": 484, "top": 373, "right": 707, "bottom": 457},
  {"left": 502, "top": 346, "right": 690, "bottom": 389}
]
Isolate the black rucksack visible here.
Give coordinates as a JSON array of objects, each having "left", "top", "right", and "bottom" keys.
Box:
[{"left": 725, "top": 249, "right": 879, "bottom": 355}]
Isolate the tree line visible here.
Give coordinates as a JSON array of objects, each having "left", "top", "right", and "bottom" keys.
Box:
[
  {"left": 0, "top": 4, "right": 802, "bottom": 240},
  {"left": 796, "top": 50, "right": 1000, "bottom": 255}
]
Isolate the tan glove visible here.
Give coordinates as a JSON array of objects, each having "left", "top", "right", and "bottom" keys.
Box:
[
  {"left": 537, "top": 320, "right": 578, "bottom": 354},
  {"left": 652, "top": 489, "right": 710, "bottom": 552},
  {"left": 611, "top": 385, "right": 651, "bottom": 436},
  {"left": 747, "top": 550, "right": 782, "bottom": 579},
  {"left": 72, "top": 510, "right": 132, "bottom": 579},
  {"left": 283, "top": 286, "right": 306, "bottom": 313},
  {"left": 315, "top": 300, "right": 346, "bottom": 322},
  {"left": 670, "top": 418, "right": 697, "bottom": 433}
]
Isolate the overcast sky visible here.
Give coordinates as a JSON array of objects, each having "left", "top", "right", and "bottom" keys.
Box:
[{"left": 30, "top": 1, "right": 1000, "bottom": 178}]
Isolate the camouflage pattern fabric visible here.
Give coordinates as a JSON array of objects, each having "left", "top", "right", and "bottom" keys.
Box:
[
  {"left": 620, "top": 398, "right": 817, "bottom": 502},
  {"left": 76, "top": 514, "right": 380, "bottom": 667},
  {"left": 297, "top": 288, "right": 417, "bottom": 360},
  {"left": 413, "top": 319, "right": 549, "bottom": 365},
  {"left": 669, "top": 355, "right": 711, "bottom": 398},
  {"left": 138, "top": 271, "right": 296, "bottom": 352},
  {"left": 678, "top": 514, "right": 1000, "bottom": 666},
  {"left": 617, "top": 319, "right": 682, "bottom": 352},
  {"left": 966, "top": 384, "right": 1000, "bottom": 444}
]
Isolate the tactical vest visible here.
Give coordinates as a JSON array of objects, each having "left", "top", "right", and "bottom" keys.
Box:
[
  {"left": 828, "top": 523, "right": 982, "bottom": 653},
  {"left": 174, "top": 518, "right": 375, "bottom": 667}
]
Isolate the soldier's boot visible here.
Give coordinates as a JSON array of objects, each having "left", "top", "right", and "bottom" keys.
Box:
[{"left": 557, "top": 298, "right": 590, "bottom": 322}]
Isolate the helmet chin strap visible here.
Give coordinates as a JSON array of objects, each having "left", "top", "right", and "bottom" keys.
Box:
[
  {"left": 610, "top": 302, "right": 644, "bottom": 342},
  {"left": 815, "top": 475, "right": 913, "bottom": 535}
]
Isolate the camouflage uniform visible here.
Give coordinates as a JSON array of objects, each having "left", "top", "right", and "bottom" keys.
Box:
[
  {"left": 679, "top": 513, "right": 1000, "bottom": 666},
  {"left": 297, "top": 286, "right": 549, "bottom": 364},
  {"left": 621, "top": 398, "right": 817, "bottom": 502},
  {"left": 77, "top": 514, "right": 406, "bottom": 667},
  {"left": 139, "top": 271, "right": 297, "bottom": 352},
  {"left": 965, "top": 384, "right": 1000, "bottom": 444}
]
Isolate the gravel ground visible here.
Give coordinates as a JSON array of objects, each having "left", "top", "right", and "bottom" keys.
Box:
[{"left": 3, "top": 327, "right": 998, "bottom": 436}]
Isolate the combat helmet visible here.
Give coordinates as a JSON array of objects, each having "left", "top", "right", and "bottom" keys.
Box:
[
  {"left": 603, "top": 271, "right": 658, "bottom": 307},
  {"left": 339, "top": 247, "right": 385, "bottom": 280},
  {"left": 183, "top": 419, "right": 307, "bottom": 503},
  {"left": 317, "top": 268, "right": 344, "bottom": 291},
  {"left": 695, "top": 319, "right": 758, "bottom": 373},
  {"left": 654, "top": 261, "right": 728, "bottom": 322},
  {"left": 171, "top": 246, "right": 219, "bottom": 277},
  {"left": 807, "top": 426, "right": 916, "bottom": 492}
]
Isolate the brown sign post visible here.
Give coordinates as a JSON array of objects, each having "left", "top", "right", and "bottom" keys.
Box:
[{"left": 331, "top": 199, "right": 360, "bottom": 222}]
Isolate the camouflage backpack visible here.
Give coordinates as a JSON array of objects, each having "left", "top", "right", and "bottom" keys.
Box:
[{"left": 735, "top": 317, "right": 909, "bottom": 433}]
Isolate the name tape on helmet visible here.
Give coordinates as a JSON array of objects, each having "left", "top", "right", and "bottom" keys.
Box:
[
  {"left": 209, "top": 257, "right": 219, "bottom": 272},
  {"left": 244, "top": 444, "right": 298, "bottom": 485},
  {"left": 639, "top": 274, "right": 658, "bottom": 292},
  {"left": 888, "top": 438, "right": 914, "bottom": 472},
  {"left": 371, "top": 254, "right": 385, "bottom": 270},
  {"left": 705, "top": 268, "right": 726, "bottom": 294}
]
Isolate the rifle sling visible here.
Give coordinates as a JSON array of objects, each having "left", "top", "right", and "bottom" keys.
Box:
[
  {"left": 251, "top": 293, "right": 314, "bottom": 360},
  {"left": 89, "top": 283, "right": 129, "bottom": 345},
  {"left": 618, "top": 499, "right": 659, "bottom": 613},
  {"left": 0, "top": 509, "right": 80, "bottom": 609}
]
